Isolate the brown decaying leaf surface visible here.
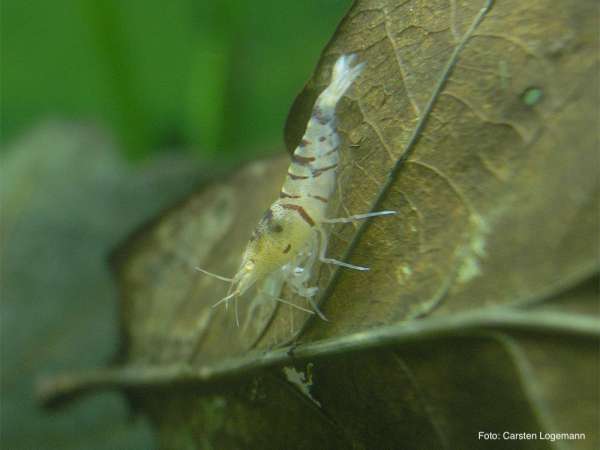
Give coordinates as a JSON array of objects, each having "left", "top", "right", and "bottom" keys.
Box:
[
  {"left": 40, "top": 0, "right": 598, "bottom": 448},
  {"left": 117, "top": 0, "right": 598, "bottom": 359},
  {"left": 285, "top": 0, "right": 598, "bottom": 342}
]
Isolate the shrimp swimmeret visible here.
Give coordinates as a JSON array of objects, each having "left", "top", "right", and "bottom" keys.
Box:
[{"left": 196, "top": 54, "right": 396, "bottom": 324}]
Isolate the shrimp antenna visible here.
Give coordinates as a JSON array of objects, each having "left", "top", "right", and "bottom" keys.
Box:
[
  {"left": 211, "top": 288, "right": 241, "bottom": 327},
  {"left": 274, "top": 297, "right": 314, "bottom": 315},
  {"left": 194, "top": 266, "right": 234, "bottom": 282},
  {"left": 259, "top": 290, "right": 315, "bottom": 315},
  {"left": 212, "top": 290, "right": 239, "bottom": 308},
  {"left": 235, "top": 296, "right": 240, "bottom": 327}
]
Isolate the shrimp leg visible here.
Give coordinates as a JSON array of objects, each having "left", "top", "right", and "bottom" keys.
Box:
[
  {"left": 322, "top": 210, "right": 396, "bottom": 224},
  {"left": 316, "top": 226, "right": 369, "bottom": 271}
]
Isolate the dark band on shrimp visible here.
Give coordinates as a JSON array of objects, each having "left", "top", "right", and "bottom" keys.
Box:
[
  {"left": 313, "top": 107, "right": 332, "bottom": 125},
  {"left": 287, "top": 171, "right": 309, "bottom": 180},
  {"left": 311, "top": 164, "right": 338, "bottom": 177},
  {"left": 309, "top": 194, "right": 328, "bottom": 203},
  {"left": 280, "top": 190, "right": 301, "bottom": 199},
  {"left": 292, "top": 154, "right": 316, "bottom": 165},
  {"left": 280, "top": 203, "right": 315, "bottom": 227}
]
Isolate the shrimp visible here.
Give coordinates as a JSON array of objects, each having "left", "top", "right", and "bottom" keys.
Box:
[{"left": 196, "top": 54, "right": 396, "bottom": 325}]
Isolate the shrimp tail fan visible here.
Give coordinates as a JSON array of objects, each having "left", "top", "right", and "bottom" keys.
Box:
[{"left": 317, "top": 54, "right": 365, "bottom": 111}]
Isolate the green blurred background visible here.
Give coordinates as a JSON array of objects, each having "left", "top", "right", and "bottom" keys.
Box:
[
  {"left": 1, "top": 2, "right": 351, "bottom": 448},
  {"left": 1, "top": 0, "right": 351, "bottom": 161}
]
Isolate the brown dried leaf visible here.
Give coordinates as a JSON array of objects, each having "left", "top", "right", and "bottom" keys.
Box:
[
  {"left": 117, "top": 0, "right": 599, "bottom": 357},
  {"left": 40, "top": 0, "right": 599, "bottom": 448},
  {"left": 282, "top": 0, "right": 599, "bottom": 343}
]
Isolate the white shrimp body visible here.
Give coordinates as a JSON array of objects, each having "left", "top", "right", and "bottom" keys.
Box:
[
  {"left": 197, "top": 54, "right": 395, "bottom": 321},
  {"left": 281, "top": 54, "right": 364, "bottom": 216},
  {"left": 234, "top": 55, "right": 364, "bottom": 293}
]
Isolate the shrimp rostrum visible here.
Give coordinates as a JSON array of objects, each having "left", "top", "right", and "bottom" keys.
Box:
[{"left": 196, "top": 54, "right": 396, "bottom": 323}]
